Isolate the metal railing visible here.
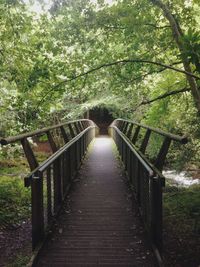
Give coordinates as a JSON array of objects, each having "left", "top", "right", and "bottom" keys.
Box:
[
  {"left": 0, "top": 119, "right": 96, "bottom": 171},
  {"left": 109, "top": 119, "right": 188, "bottom": 263},
  {"left": 0, "top": 119, "right": 98, "bottom": 250},
  {"left": 27, "top": 124, "right": 97, "bottom": 249}
]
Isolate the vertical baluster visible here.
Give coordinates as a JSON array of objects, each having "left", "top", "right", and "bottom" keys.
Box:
[
  {"left": 31, "top": 172, "right": 44, "bottom": 250},
  {"left": 78, "top": 121, "right": 84, "bottom": 131},
  {"left": 74, "top": 122, "right": 80, "bottom": 135},
  {"left": 46, "top": 167, "right": 52, "bottom": 224},
  {"left": 68, "top": 124, "right": 75, "bottom": 138},
  {"left": 53, "top": 158, "right": 62, "bottom": 213},
  {"left": 123, "top": 122, "right": 128, "bottom": 134},
  {"left": 150, "top": 176, "right": 163, "bottom": 253},
  {"left": 127, "top": 123, "right": 134, "bottom": 139}
]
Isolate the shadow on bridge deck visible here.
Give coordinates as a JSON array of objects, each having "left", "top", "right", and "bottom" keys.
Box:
[{"left": 35, "top": 136, "right": 156, "bottom": 267}]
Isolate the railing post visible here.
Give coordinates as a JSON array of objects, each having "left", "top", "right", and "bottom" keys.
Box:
[
  {"left": 123, "top": 122, "right": 129, "bottom": 134},
  {"left": 127, "top": 123, "right": 134, "bottom": 139},
  {"left": 53, "top": 159, "right": 62, "bottom": 212},
  {"left": 140, "top": 129, "right": 151, "bottom": 153},
  {"left": 121, "top": 121, "right": 126, "bottom": 132},
  {"left": 60, "top": 126, "right": 69, "bottom": 143},
  {"left": 132, "top": 126, "right": 141, "bottom": 144},
  {"left": 127, "top": 146, "right": 131, "bottom": 178},
  {"left": 21, "top": 138, "right": 38, "bottom": 171},
  {"left": 150, "top": 176, "right": 163, "bottom": 253},
  {"left": 46, "top": 167, "right": 52, "bottom": 223},
  {"left": 74, "top": 122, "right": 81, "bottom": 134},
  {"left": 78, "top": 121, "right": 84, "bottom": 131},
  {"left": 31, "top": 173, "right": 44, "bottom": 250},
  {"left": 117, "top": 120, "right": 123, "bottom": 130},
  {"left": 46, "top": 131, "right": 58, "bottom": 153},
  {"left": 66, "top": 148, "right": 71, "bottom": 184},
  {"left": 155, "top": 137, "right": 172, "bottom": 171},
  {"left": 68, "top": 124, "right": 75, "bottom": 138}
]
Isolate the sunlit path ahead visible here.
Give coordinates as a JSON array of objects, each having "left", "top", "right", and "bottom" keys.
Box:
[{"left": 35, "top": 136, "right": 156, "bottom": 266}]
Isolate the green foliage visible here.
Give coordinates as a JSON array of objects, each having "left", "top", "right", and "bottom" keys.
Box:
[
  {"left": 0, "top": 176, "right": 31, "bottom": 226},
  {"left": 0, "top": 0, "right": 200, "bottom": 170},
  {"left": 164, "top": 185, "right": 200, "bottom": 233},
  {"left": 182, "top": 28, "right": 200, "bottom": 73}
]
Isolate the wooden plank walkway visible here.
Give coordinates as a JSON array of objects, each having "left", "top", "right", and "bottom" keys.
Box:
[{"left": 35, "top": 136, "right": 156, "bottom": 267}]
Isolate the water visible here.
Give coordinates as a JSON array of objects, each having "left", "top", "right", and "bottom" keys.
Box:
[{"left": 163, "top": 170, "right": 200, "bottom": 187}]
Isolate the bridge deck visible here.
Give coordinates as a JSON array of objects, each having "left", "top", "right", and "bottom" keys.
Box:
[{"left": 35, "top": 136, "right": 156, "bottom": 267}]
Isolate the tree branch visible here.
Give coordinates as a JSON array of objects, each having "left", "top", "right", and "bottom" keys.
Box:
[
  {"left": 38, "top": 58, "right": 200, "bottom": 106},
  {"left": 121, "top": 61, "right": 183, "bottom": 84},
  {"left": 136, "top": 87, "right": 190, "bottom": 109},
  {"left": 102, "top": 23, "right": 170, "bottom": 30},
  {"left": 57, "top": 59, "right": 200, "bottom": 84}
]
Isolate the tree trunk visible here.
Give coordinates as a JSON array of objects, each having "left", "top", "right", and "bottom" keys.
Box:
[{"left": 150, "top": 0, "right": 200, "bottom": 114}]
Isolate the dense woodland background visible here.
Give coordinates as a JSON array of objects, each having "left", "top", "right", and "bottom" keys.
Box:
[
  {"left": 0, "top": 0, "right": 200, "bottom": 168},
  {"left": 0, "top": 0, "right": 200, "bottom": 266}
]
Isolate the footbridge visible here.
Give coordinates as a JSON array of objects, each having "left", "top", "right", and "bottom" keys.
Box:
[{"left": 0, "top": 119, "right": 187, "bottom": 266}]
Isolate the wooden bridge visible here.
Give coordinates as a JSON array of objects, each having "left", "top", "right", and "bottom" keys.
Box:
[{"left": 0, "top": 119, "right": 187, "bottom": 266}]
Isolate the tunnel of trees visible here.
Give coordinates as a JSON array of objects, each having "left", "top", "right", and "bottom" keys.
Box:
[
  {"left": 87, "top": 107, "right": 114, "bottom": 134},
  {"left": 0, "top": 0, "right": 200, "bottom": 266}
]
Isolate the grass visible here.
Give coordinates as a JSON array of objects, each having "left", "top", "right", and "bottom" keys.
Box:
[
  {"left": 0, "top": 150, "right": 49, "bottom": 228},
  {"left": 163, "top": 184, "right": 200, "bottom": 266},
  {"left": 0, "top": 176, "right": 31, "bottom": 227},
  {"left": 163, "top": 185, "right": 200, "bottom": 227},
  {"left": 0, "top": 158, "right": 29, "bottom": 176},
  {"left": 163, "top": 184, "right": 200, "bottom": 233}
]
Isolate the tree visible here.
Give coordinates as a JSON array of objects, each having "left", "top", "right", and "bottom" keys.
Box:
[{"left": 150, "top": 0, "right": 200, "bottom": 113}]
